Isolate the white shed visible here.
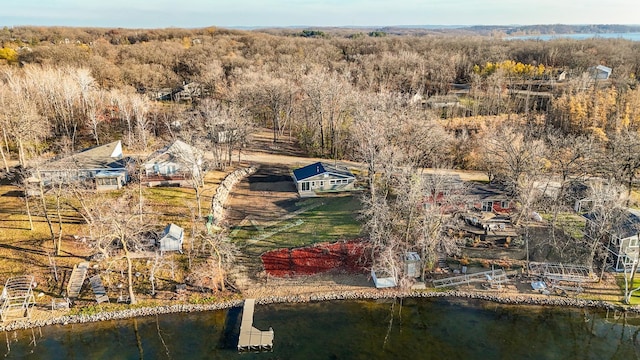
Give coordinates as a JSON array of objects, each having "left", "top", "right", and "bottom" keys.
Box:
[{"left": 159, "top": 224, "right": 184, "bottom": 253}]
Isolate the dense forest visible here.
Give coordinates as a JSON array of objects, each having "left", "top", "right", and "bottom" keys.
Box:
[{"left": 2, "top": 26, "right": 640, "bottom": 289}]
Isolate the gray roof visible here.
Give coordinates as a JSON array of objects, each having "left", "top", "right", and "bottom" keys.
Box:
[
  {"left": 162, "top": 223, "right": 184, "bottom": 242},
  {"left": 146, "top": 140, "right": 202, "bottom": 165},
  {"left": 584, "top": 208, "right": 640, "bottom": 239},
  {"left": 41, "top": 141, "right": 125, "bottom": 171}
]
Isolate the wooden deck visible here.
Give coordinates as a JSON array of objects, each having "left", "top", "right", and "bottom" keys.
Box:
[{"left": 237, "top": 299, "right": 274, "bottom": 352}]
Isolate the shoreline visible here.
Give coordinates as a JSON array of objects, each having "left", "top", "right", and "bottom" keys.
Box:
[{"left": 2, "top": 289, "right": 639, "bottom": 332}]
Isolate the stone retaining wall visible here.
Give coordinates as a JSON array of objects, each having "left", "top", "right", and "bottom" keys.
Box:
[
  {"left": 2, "top": 290, "right": 639, "bottom": 332},
  {"left": 210, "top": 166, "right": 256, "bottom": 225}
]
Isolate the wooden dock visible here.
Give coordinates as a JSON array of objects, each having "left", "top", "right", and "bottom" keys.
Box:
[
  {"left": 67, "top": 262, "right": 89, "bottom": 298},
  {"left": 237, "top": 299, "right": 274, "bottom": 352}
]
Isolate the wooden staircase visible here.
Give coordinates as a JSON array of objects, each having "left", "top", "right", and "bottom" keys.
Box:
[
  {"left": 66, "top": 262, "right": 89, "bottom": 298},
  {"left": 89, "top": 275, "right": 109, "bottom": 304}
]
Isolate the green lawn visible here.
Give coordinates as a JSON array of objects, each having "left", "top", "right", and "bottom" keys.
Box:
[
  {"left": 540, "top": 211, "right": 585, "bottom": 240},
  {"left": 231, "top": 196, "right": 363, "bottom": 254},
  {"left": 617, "top": 275, "right": 640, "bottom": 305}
]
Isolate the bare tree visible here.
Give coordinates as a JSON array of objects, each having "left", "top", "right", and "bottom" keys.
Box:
[
  {"left": 84, "top": 191, "right": 154, "bottom": 305},
  {"left": 622, "top": 244, "right": 640, "bottom": 304},
  {"left": 189, "top": 231, "right": 238, "bottom": 292},
  {"left": 601, "top": 131, "right": 640, "bottom": 206},
  {"left": 197, "top": 98, "right": 252, "bottom": 170},
  {"left": 0, "top": 73, "right": 50, "bottom": 168},
  {"left": 300, "top": 69, "right": 353, "bottom": 158}
]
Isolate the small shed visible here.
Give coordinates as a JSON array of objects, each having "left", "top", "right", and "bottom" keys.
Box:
[
  {"left": 371, "top": 269, "right": 397, "bottom": 288},
  {"left": 403, "top": 252, "right": 422, "bottom": 278},
  {"left": 159, "top": 223, "right": 184, "bottom": 252},
  {"left": 588, "top": 65, "right": 612, "bottom": 80}
]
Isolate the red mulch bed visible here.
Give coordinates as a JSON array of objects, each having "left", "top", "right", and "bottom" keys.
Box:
[{"left": 261, "top": 239, "right": 371, "bottom": 277}]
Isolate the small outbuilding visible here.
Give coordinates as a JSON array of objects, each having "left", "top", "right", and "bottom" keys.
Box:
[
  {"left": 292, "top": 162, "right": 356, "bottom": 197},
  {"left": 158, "top": 223, "right": 184, "bottom": 253},
  {"left": 587, "top": 65, "right": 612, "bottom": 80},
  {"left": 403, "top": 252, "right": 422, "bottom": 278},
  {"left": 371, "top": 268, "right": 397, "bottom": 288}
]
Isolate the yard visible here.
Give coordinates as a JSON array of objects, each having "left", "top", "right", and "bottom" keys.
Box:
[
  {"left": 224, "top": 164, "right": 363, "bottom": 279},
  {"left": 0, "top": 167, "right": 229, "bottom": 304},
  {"left": 617, "top": 275, "right": 640, "bottom": 305}
]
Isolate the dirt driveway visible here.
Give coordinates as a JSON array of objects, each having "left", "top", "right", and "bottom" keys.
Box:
[{"left": 224, "top": 164, "right": 299, "bottom": 228}]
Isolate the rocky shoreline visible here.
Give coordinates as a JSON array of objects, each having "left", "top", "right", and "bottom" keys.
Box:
[{"left": 2, "top": 289, "right": 639, "bottom": 332}]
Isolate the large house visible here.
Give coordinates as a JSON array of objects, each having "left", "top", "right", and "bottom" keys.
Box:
[
  {"left": 143, "top": 140, "right": 203, "bottom": 187},
  {"left": 584, "top": 208, "right": 640, "bottom": 272},
  {"left": 292, "top": 162, "right": 356, "bottom": 197},
  {"left": 35, "top": 140, "right": 128, "bottom": 191}
]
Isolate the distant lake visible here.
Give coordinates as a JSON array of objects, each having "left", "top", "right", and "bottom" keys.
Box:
[
  {"left": 506, "top": 32, "right": 640, "bottom": 41},
  {"left": 2, "top": 298, "right": 640, "bottom": 359}
]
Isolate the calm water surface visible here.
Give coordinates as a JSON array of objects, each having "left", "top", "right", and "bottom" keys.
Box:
[
  {"left": 2, "top": 298, "right": 639, "bottom": 359},
  {"left": 507, "top": 33, "right": 640, "bottom": 41}
]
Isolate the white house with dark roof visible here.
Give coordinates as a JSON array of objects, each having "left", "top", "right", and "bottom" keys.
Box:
[{"left": 292, "top": 162, "right": 356, "bottom": 197}]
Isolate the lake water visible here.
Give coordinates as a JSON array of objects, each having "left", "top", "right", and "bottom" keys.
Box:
[
  {"left": 2, "top": 298, "right": 639, "bottom": 359},
  {"left": 507, "top": 33, "right": 640, "bottom": 41}
]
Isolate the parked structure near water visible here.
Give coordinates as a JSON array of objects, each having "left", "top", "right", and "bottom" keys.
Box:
[
  {"left": 0, "top": 275, "right": 36, "bottom": 322},
  {"left": 238, "top": 299, "right": 274, "bottom": 352}
]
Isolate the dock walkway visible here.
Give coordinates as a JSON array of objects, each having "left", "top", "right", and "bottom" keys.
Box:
[
  {"left": 238, "top": 299, "right": 274, "bottom": 352},
  {"left": 433, "top": 269, "right": 508, "bottom": 289},
  {"left": 67, "top": 262, "right": 89, "bottom": 298}
]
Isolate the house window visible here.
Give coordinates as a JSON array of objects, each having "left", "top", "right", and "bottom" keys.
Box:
[
  {"left": 342, "top": 179, "right": 348, "bottom": 184},
  {"left": 501, "top": 201, "right": 509, "bottom": 209},
  {"left": 630, "top": 238, "right": 639, "bottom": 248},
  {"left": 330, "top": 180, "right": 336, "bottom": 185},
  {"left": 320, "top": 181, "right": 324, "bottom": 187},
  {"left": 482, "top": 201, "right": 493, "bottom": 212},
  {"left": 301, "top": 182, "right": 310, "bottom": 191},
  {"left": 311, "top": 181, "right": 316, "bottom": 188},
  {"left": 624, "top": 256, "right": 636, "bottom": 265}
]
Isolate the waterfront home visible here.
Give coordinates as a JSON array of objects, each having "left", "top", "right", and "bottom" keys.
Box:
[
  {"left": 584, "top": 208, "right": 640, "bottom": 272},
  {"left": 34, "top": 140, "right": 128, "bottom": 191},
  {"left": 292, "top": 162, "right": 356, "bottom": 197},
  {"left": 142, "top": 140, "right": 203, "bottom": 187},
  {"left": 468, "top": 183, "right": 515, "bottom": 213}
]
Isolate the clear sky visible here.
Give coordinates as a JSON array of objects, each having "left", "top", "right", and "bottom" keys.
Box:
[{"left": 1, "top": 0, "right": 638, "bottom": 29}]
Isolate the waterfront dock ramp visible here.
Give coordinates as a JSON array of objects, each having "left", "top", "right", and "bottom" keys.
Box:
[
  {"left": 432, "top": 268, "right": 508, "bottom": 289},
  {"left": 67, "top": 262, "right": 89, "bottom": 298},
  {"left": 237, "top": 299, "right": 274, "bottom": 352}
]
